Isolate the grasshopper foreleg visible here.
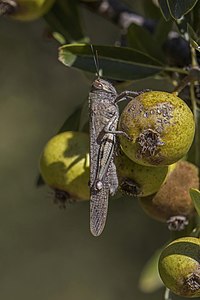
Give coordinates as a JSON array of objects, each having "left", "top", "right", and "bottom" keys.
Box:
[{"left": 115, "top": 89, "right": 150, "bottom": 103}]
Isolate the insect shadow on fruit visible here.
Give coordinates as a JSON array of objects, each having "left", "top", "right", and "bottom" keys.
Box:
[
  {"left": 45, "top": 160, "right": 83, "bottom": 208},
  {"left": 39, "top": 131, "right": 90, "bottom": 206}
]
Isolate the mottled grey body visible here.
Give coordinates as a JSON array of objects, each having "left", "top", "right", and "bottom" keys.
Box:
[
  {"left": 89, "top": 78, "right": 144, "bottom": 236},
  {"left": 89, "top": 78, "right": 119, "bottom": 237}
]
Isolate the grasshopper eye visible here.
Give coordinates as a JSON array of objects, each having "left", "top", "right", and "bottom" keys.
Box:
[{"left": 92, "top": 81, "right": 103, "bottom": 89}]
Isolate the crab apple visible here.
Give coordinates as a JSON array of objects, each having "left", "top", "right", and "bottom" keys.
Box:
[
  {"left": 39, "top": 131, "right": 90, "bottom": 204},
  {"left": 118, "top": 91, "right": 195, "bottom": 167},
  {"left": 139, "top": 161, "right": 199, "bottom": 231},
  {"left": 158, "top": 236, "right": 200, "bottom": 298}
]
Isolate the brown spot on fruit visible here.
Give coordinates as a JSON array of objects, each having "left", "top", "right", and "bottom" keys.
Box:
[
  {"left": 115, "top": 150, "right": 169, "bottom": 197},
  {"left": 119, "top": 91, "right": 195, "bottom": 166}
]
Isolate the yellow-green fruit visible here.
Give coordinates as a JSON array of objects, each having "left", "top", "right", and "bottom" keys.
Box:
[
  {"left": 39, "top": 131, "right": 90, "bottom": 201},
  {"left": 139, "top": 161, "right": 199, "bottom": 230},
  {"left": 158, "top": 237, "right": 200, "bottom": 297},
  {"left": 7, "top": 0, "right": 55, "bottom": 21},
  {"left": 115, "top": 150, "right": 169, "bottom": 197},
  {"left": 119, "top": 91, "right": 195, "bottom": 166}
]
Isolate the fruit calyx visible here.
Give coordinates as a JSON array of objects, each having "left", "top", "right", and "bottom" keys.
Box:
[
  {"left": 0, "top": 0, "right": 17, "bottom": 15},
  {"left": 120, "top": 177, "right": 141, "bottom": 196},
  {"left": 167, "top": 215, "right": 189, "bottom": 231},
  {"left": 53, "top": 188, "right": 72, "bottom": 209},
  {"left": 136, "top": 101, "right": 174, "bottom": 160},
  {"left": 137, "top": 128, "right": 164, "bottom": 158},
  {"left": 185, "top": 273, "right": 200, "bottom": 293}
]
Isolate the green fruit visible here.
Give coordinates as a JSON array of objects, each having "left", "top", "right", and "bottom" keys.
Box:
[
  {"left": 1, "top": 0, "right": 55, "bottom": 21},
  {"left": 39, "top": 131, "right": 90, "bottom": 203},
  {"left": 139, "top": 161, "right": 199, "bottom": 230},
  {"left": 115, "top": 150, "right": 169, "bottom": 197},
  {"left": 158, "top": 237, "right": 200, "bottom": 297},
  {"left": 119, "top": 91, "right": 195, "bottom": 166}
]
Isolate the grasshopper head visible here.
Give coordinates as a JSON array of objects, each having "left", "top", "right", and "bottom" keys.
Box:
[{"left": 91, "top": 78, "right": 117, "bottom": 96}]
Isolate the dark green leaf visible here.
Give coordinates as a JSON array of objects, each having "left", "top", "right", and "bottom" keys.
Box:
[
  {"left": 189, "top": 188, "right": 200, "bottom": 216},
  {"left": 158, "top": 0, "right": 171, "bottom": 20},
  {"left": 154, "top": 18, "right": 173, "bottom": 46},
  {"left": 44, "top": 0, "right": 84, "bottom": 43},
  {"left": 59, "top": 106, "right": 83, "bottom": 133},
  {"left": 59, "top": 44, "right": 165, "bottom": 81},
  {"left": 191, "top": 0, "right": 200, "bottom": 36},
  {"left": 167, "top": 0, "right": 199, "bottom": 19},
  {"left": 127, "top": 23, "right": 165, "bottom": 62},
  {"left": 187, "top": 23, "right": 200, "bottom": 51},
  {"left": 142, "top": 0, "right": 162, "bottom": 20},
  {"left": 139, "top": 247, "right": 163, "bottom": 292},
  {"left": 79, "top": 99, "right": 89, "bottom": 132}
]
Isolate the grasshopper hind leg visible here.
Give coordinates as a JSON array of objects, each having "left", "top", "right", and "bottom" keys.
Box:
[{"left": 108, "top": 160, "right": 118, "bottom": 196}]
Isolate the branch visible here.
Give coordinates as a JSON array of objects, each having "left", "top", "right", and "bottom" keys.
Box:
[{"left": 80, "top": 0, "right": 156, "bottom": 32}]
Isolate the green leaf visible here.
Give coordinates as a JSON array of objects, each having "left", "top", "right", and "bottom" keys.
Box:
[
  {"left": 158, "top": 0, "right": 171, "bottom": 20},
  {"left": 59, "top": 101, "right": 89, "bottom": 134},
  {"left": 191, "top": 0, "right": 200, "bottom": 36},
  {"left": 139, "top": 248, "right": 163, "bottom": 293},
  {"left": 59, "top": 43, "right": 165, "bottom": 81},
  {"left": 44, "top": 0, "right": 84, "bottom": 43},
  {"left": 78, "top": 99, "right": 89, "bottom": 132},
  {"left": 187, "top": 23, "right": 200, "bottom": 51},
  {"left": 142, "top": 0, "right": 162, "bottom": 20},
  {"left": 154, "top": 18, "right": 173, "bottom": 46},
  {"left": 167, "top": 0, "right": 199, "bottom": 19},
  {"left": 189, "top": 188, "right": 200, "bottom": 216},
  {"left": 127, "top": 23, "right": 165, "bottom": 62}
]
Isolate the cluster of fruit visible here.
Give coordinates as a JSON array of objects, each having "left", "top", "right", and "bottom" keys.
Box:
[
  {"left": 2, "top": 0, "right": 199, "bottom": 297},
  {"left": 39, "top": 90, "right": 199, "bottom": 297}
]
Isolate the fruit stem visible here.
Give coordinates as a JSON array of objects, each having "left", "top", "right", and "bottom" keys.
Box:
[
  {"left": 164, "top": 66, "right": 188, "bottom": 75},
  {"left": 164, "top": 287, "right": 172, "bottom": 300}
]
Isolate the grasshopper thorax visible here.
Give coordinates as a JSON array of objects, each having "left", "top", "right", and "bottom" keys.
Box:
[{"left": 91, "top": 78, "right": 117, "bottom": 96}]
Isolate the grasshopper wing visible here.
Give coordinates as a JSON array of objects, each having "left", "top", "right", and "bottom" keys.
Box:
[{"left": 90, "top": 182, "right": 109, "bottom": 236}]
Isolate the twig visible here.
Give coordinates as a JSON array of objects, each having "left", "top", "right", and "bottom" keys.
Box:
[{"left": 164, "top": 287, "right": 172, "bottom": 300}]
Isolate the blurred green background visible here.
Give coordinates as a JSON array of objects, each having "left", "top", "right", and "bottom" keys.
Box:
[{"left": 0, "top": 5, "right": 177, "bottom": 300}]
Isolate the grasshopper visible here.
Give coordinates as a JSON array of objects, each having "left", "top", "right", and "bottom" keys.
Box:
[{"left": 89, "top": 48, "right": 144, "bottom": 236}]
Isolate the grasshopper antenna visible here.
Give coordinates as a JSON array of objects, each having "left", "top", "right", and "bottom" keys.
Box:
[{"left": 90, "top": 44, "right": 100, "bottom": 79}]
